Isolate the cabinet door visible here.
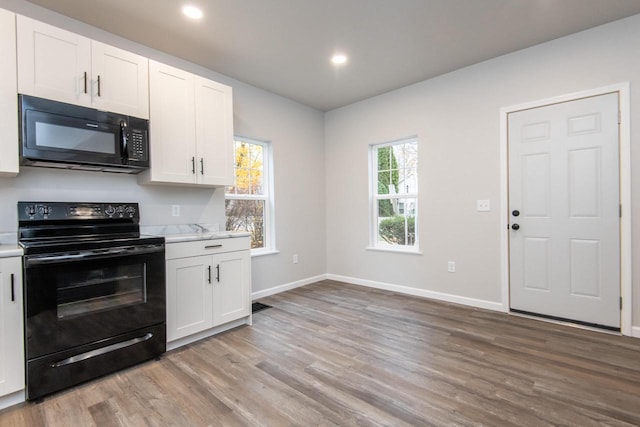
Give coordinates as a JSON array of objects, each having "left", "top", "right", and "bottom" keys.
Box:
[
  {"left": 166, "top": 255, "right": 213, "bottom": 342},
  {"left": 0, "top": 258, "right": 24, "bottom": 396},
  {"left": 144, "top": 60, "right": 197, "bottom": 185},
  {"left": 0, "top": 9, "right": 18, "bottom": 177},
  {"left": 17, "top": 15, "right": 91, "bottom": 106},
  {"left": 91, "top": 41, "right": 149, "bottom": 118},
  {"left": 212, "top": 250, "right": 251, "bottom": 326},
  {"left": 195, "top": 76, "right": 234, "bottom": 186}
]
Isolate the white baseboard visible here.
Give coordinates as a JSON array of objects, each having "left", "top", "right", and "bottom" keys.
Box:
[
  {"left": 252, "top": 274, "right": 327, "bottom": 300},
  {"left": 0, "top": 390, "right": 25, "bottom": 411},
  {"left": 326, "top": 273, "right": 506, "bottom": 312},
  {"left": 167, "top": 317, "right": 250, "bottom": 351},
  {"left": 632, "top": 326, "right": 640, "bottom": 338}
]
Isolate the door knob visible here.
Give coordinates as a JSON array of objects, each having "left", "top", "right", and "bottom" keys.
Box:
[
  {"left": 512, "top": 210, "right": 520, "bottom": 217},
  {"left": 511, "top": 223, "right": 520, "bottom": 230}
]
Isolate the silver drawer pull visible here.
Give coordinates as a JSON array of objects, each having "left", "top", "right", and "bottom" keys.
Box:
[{"left": 205, "top": 244, "right": 223, "bottom": 249}]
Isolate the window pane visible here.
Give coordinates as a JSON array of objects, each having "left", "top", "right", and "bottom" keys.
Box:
[
  {"left": 376, "top": 198, "right": 416, "bottom": 247},
  {"left": 225, "top": 199, "right": 265, "bottom": 249},
  {"left": 377, "top": 146, "right": 392, "bottom": 171},
  {"left": 249, "top": 168, "right": 263, "bottom": 195},
  {"left": 232, "top": 141, "right": 264, "bottom": 195},
  {"left": 394, "top": 141, "right": 417, "bottom": 194},
  {"left": 377, "top": 171, "right": 391, "bottom": 195}
]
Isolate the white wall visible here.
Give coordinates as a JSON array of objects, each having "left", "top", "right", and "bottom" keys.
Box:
[
  {"left": 325, "top": 14, "right": 640, "bottom": 327},
  {"left": 0, "top": 0, "right": 327, "bottom": 294}
]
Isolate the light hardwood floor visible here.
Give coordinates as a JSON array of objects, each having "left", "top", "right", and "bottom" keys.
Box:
[{"left": 2, "top": 280, "right": 640, "bottom": 426}]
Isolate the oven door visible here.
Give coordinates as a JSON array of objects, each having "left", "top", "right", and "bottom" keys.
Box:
[{"left": 23, "top": 243, "right": 165, "bottom": 360}]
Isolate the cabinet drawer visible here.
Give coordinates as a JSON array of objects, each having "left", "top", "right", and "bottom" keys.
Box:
[{"left": 166, "top": 237, "right": 250, "bottom": 259}]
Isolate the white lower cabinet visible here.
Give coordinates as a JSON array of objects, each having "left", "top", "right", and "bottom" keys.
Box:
[
  {"left": 166, "top": 237, "right": 251, "bottom": 343},
  {"left": 0, "top": 257, "right": 25, "bottom": 398}
]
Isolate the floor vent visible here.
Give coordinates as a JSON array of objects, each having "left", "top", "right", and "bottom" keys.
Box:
[{"left": 252, "top": 302, "right": 272, "bottom": 313}]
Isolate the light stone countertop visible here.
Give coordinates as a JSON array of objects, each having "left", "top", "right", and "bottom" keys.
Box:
[
  {"left": 0, "top": 232, "right": 23, "bottom": 258},
  {"left": 141, "top": 224, "right": 250, "bottom": 244}
]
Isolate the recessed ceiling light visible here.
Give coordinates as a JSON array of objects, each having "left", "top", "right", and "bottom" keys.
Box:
[
  {"left": 331, "top": 54, "right": 348, "bottom": 65},
  {"left": 182, "top": 5, "right": 203, "bottom": 20}
]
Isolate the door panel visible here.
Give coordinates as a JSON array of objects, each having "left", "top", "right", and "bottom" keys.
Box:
[
  {"left": 523, "top": 237, "right": 550, "bottom": 291},
  {"left": 148, "top": 60, "right": 196, "bottom": 184},
  {"left": 213, "top": 250, "right": 251, "bottom": 326},
  {"left": 17, "top": 15, "right": 91, "bottom": 106},
  {"left": 91, "top": 41, "right": 149, "bottom": 118},
  {"left": 195, "top": 76, "right": 234, "bottom": 186},
  {"left": 166, "top": 255, "right": 212, "bottom": 341},
  {"left": 508, "top": 93, "right": 620, "bottom": 328}
]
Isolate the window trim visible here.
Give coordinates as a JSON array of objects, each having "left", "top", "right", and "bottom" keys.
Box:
[
  {"left": 369, "top": 136, "right": 419, "bottom": 252},
  {"left": 226, "top": 136, "right": 276, "bottom": 255}
]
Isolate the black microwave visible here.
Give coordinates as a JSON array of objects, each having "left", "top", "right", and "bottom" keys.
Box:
[{"left": 19, "top": 95, "right": 149, "bottom": 173}]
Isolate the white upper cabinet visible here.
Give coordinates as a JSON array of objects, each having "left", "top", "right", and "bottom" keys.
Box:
[
  {"left": 17, "top": 15, "right": 149, "bottom": 118},
  {"left": 0, "top": 8, "right": 18, "bottom": 176},
  {"left": 139, "top": 60, "right": 233, "bottom": 187}
]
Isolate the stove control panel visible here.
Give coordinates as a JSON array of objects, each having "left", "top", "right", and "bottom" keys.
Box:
[
  {"left": 18, "top": 202, "right": 139, "bottom": 221},
  {"left": 23, "top": 204, "right": 53, "bottom": 218},
  {"left": 104, "top": 204, "right": 137, "bottom": 218}
]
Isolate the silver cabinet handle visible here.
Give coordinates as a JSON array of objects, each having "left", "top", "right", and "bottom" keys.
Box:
[
  {"left": 83, "top": 71, "right": 88, "bottom": 94},
  {"left": 97, "top": 75, "right": 101, "bottom": 97},
  {"left": 205, "top": 244, "right": 223, "bottom": 249},
  {"left": 200, "top": 158, "right": 204, "bottom": 175},
  {"left": 10, "top": 273, "right": 15, "bottom": 302}
]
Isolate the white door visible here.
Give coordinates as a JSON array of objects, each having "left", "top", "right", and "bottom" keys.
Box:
[
  {"left": 508, "top": 93, "right": 620, "bottom": 328},
  {"left": 212, "top": 250, "right": 251, "bottom": 326},
  {"left": 0, "top": 258, "right": 25, "bottom": 396},
  {"left": 0, "top": 8, "right": 18, "bottom": 176},
  {"left": 166, "top": 255, "right": 213, "bottom": 341},
  {"left": 194, "top": 76, "right": 234, "bottom": 186},
  {"left": 17, "top": 15, "right": 92, "bottom": 106},
  {"left": 148, "top": 60, "right": 197, "bottom": 184},
  {"left": 91, "top": 41, "right": 149, "bottom": 118}
]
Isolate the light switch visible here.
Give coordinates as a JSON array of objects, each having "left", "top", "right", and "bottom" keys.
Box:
[{"left": 477, "top": 200, "right": 490, "bottom": 212}]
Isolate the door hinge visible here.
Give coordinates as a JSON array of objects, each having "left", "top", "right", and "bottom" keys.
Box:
[
  {"left": 620, "top": 296, "right": 623, "bottom": 309},
  {"left": 618, "top": 110, "right": 622, "bottom": 125}
]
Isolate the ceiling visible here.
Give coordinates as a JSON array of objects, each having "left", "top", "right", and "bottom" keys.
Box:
[{"left": 23, "top": 0, "right": 640, "bottom": 111}]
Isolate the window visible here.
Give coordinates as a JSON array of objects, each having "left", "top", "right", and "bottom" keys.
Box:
[
  {"left": 370, "top": 137, "right": 418, "bottom": 250},
  {"left": 225, "top": 137, "right": 274, "bottom": 253}
]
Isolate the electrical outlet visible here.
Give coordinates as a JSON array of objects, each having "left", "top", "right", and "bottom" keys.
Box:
[
  {"left": 477, "top": 200, "right": 490, "bottom": 212},
  {"left": 293, "top": 254, "right": 299, "bottom": 264},
  {"left": 448, "top": 261, "right": 456, "bottom": 273},
  {"left": 171, "top": 205, "right": 180, "bottom": 217}
]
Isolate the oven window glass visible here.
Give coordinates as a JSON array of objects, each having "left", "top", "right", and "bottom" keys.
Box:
[
  {"left": 35, "top": 122, "right": 116, "bottom": 154},
  {"left": 57, "top": 263, "right": 147, "bottom": 319}
]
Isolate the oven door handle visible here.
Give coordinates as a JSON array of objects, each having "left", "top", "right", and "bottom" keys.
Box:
[
  {"left": 50, "top": 333, "right": 154, "bottom": 368},
  {"left": 24, "top": 244, "right": 164, "bottom": 266}
]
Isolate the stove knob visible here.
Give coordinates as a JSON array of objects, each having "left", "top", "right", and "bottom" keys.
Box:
[
  {"left": 25, "top": 205, "right": 36, "bottom": 216},
  {"left": 105, "top": 205, "right": 116, "bottom": 216}
]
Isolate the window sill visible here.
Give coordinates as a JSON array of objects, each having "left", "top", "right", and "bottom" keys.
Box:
[
  {"left": 251, "top": 249, "right": 280, "bottom": 258},
  {"left": 365, "top": 246, "right": 423, "bottom": 255}
]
